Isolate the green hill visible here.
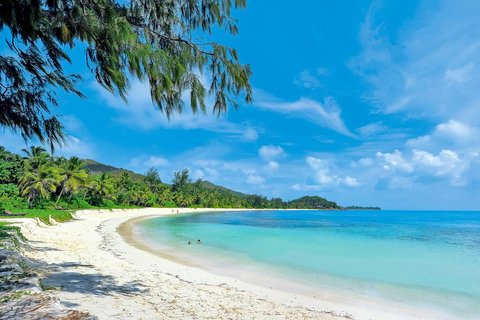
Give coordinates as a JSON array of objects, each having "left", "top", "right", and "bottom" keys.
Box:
[
  {"left": 199, "top": 181, "right": 247, "bottom": 198},
  {"left": 84, "top": 160, "right": 246, "bottom": 196},
  {"left": 84, "top": 159, "right": 144, "bottom": 180},
  {"left": 287, "top": 196, "right": 340, "bottom": 209}
]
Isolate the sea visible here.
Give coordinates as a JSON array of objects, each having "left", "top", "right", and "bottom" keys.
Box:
[{"left": 134, "top": 210, "right": 480, "bottom": 318}]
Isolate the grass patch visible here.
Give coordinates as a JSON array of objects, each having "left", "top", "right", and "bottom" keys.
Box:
[
  {"left": 39, "top": 278, "right": 59, "bottom": 291},
  {"left": 0, "top": 290, "right": 32, "bottom": 303},
  {"left": 0, "top": 222, "right": 25, "bottom": 240},
  {"left": 2, "top": 209, "right": 74, "bottom": 224},
  {"left": 0, "top": 205, "right": 147, "bottom": 226}
]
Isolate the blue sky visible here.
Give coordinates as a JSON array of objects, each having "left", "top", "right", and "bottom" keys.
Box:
[{"left": 2, "top": 0, "right": 480, "bottom": 209}]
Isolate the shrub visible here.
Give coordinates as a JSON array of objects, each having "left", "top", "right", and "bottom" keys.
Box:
[
  {"left": 161, "top": 200, "right": 177, "bottom": 208},
  {"left": 70, "top": 198, "right": 91, "bottom": 209},
  {"left": 0, "top": 184, "right": 28, "bottom": 210},
  {"left": 102, "top": 199, "right": 116, "bottom": 208}
]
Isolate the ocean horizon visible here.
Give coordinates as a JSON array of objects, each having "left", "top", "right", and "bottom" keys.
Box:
[{"left": 135, "top": 209, "right": 480, "bottom": 319}]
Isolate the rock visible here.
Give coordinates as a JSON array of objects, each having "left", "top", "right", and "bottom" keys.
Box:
[{"left": 0, "top": 232, "right": 96, "bottom": 319}]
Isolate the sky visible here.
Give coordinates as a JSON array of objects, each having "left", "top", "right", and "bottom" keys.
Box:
[{"left": 2, "top": 0, "right": 480, "bottom": 210}]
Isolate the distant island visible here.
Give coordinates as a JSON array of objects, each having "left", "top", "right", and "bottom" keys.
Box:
[
  {"left": 344, "top": 205, "right": 382, "bottom": 210},
  {"left": 0, "top": 146, "right": 378, "bottom": 214}
]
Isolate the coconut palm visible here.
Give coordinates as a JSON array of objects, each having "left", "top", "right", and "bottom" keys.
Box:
[
  {"left": 55, "top": 157, "right": 88, "bottom": 206},
  {"left": 93, "top": 173, "right": 115, "bottom": 200},
  {"left": 19, "top": 164, "right": 57, "bottom": 206},
  {"left": 118, "top": 172, "right": 133, "bottom": 190},
  {"left": 22, "top": 146, "right": 50, "bottom": 170}
]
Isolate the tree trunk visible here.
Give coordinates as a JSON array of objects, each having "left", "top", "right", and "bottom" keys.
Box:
[{"left": 55, "top": 184, "right": 65, "bottom": 207}]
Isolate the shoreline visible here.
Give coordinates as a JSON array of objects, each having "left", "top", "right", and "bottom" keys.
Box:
[
  {"left": 120, "top": 210, "right": 462, "bottom": 320},
  {"left": 3, "top": 208, "right": 460, "bottom": 319}
]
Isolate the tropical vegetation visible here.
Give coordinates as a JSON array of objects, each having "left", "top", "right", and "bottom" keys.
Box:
[{"left": 0, "top": 145, "right": 344, "bottom": 212}]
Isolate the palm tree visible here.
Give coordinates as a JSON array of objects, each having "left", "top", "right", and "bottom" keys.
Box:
[
  {"left": 128, "top": 183, "right": 149, "bottom": 206},
  {"left": 55, "top": 157, "right": 88, "bottom": 206},
  {"left": 93, "top": 173, "right": 115, "bottom": 200},
  {"left": 22, "top": 146, "right": 50, "bottom": 170},
  {"left": 0, "top": 146, "right": 8, "bottom": 159},
  {"left": 19, "top": 165, "right": 57, "bottom": 206},
  {"left": 118, "top": 172, "right": 133, "bottom": 191}
]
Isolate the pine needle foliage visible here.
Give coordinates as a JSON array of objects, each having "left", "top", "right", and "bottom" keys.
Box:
[{"left": 0, "top": 0, "right": 252, "bottom": 150}]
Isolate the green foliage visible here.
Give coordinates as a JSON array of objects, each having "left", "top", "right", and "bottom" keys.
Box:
[
  {"left": 18, "top": 209, "right": 73, "bottom": 224},
  {"left": 172, "top": 169, "right": 191, "bottom": 192},
  {"left": 286, "top": 196, "right": 340, "bottom": 209},
  {"left": 0, "top": 145, "right": 349, "bottom": 216},
  {"left": 54, "top": 156, "right": 88, "bottom": 206},
  {"left": 0, "top": 183, "right": 28, "bottom": 210},
  {"left": 102, "top": 200, "right": 117, "bottom": 208},
  {"left": 0, "top": 291, "right": 33, "bottom": 303},
  {"left": 0, "top": 0, "right": 251, "bottom": 150},
  {"left": 0, "top": 209, "right": 73, "bottom": 224},
  {"left": 0, "top": 222, "right": 24, "bottom": 240},
  {"left": 19, "top": 149, "right": 58, "bottom": 206},
  {"left": 0, "top": 146, "right": 23, "bottom": 184}
]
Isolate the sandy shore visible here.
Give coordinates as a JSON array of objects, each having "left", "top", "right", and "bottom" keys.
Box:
[{"left": 4, "top": 208, "right": 455, "bottom": 319}]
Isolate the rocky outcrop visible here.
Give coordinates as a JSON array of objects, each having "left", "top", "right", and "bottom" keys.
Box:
[{"left": 0, "top": 230, "right": 95, "bottom": 320}]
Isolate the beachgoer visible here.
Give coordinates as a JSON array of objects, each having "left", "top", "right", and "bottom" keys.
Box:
[
  {"left": 197, "top": 239, "right": 201, "bottom": 244},
  {"left": 187, "top": 241, "right": 192, "bottom": 245}
]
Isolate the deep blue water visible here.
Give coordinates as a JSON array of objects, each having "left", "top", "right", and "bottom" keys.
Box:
[{"left": 136, "top": 210, "right": 480, "bottom": 317}]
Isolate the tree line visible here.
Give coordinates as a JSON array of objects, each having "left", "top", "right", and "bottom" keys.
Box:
[{"left": 0, "top": 146, "right": 342, "bottom": 211}]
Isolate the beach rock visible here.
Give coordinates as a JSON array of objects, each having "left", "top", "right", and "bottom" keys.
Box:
[
  {"left": 0, "top": 263, "right": 23, "bottom": 275},
  {"left": 0, "top": 294, "right": 96, "bottom": 320},
  {"left": 0, "top": 231, "right": 96, "bottom": 320}
]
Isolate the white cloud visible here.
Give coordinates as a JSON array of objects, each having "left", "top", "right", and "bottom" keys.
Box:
[
  {"left": 305, "top": 156, "right": 360, "bottom": 188},
  {"left": 436, "top": 120, "right": 474, "bottom": 139},
  {"left": 243, "top": 128, "right": 259, "bottom": 141},
  {"left": 246, "top": 174, "right": 265, "bottom": 185},
  {"left": 444, "top": 63, "right": 475, "bottom": 84},
  {"left": 344, "top": 176, "right": 360, "bottom": 187},
  {"left": 60, "top": 136, "right": 95, "bottom": 158},
  {"left": 291, "top": 183, "right": 322, "bottom": 191},
  {"left": 129, "top": 155, "right": 169, "bottom": 170},
  {"left": 259, "top": 145, "right": 284, "bottom": 160},
  {"left": 146, "top": 156, "right": 169, "bottom": 167},
  {"left": 356, "top": 157, "right": 375, "bottom": 167},
  {"left": 192, "top": 169, "right": 205, "bottom": 180},
  {"left": 294, "top": 68, "right": 328, "bottom": 89},
  {"left": 371, "top": 148, "right": 472, "bottom": 187},
  {"left": 412, "top": 149, "right": 467, "bottom": 185},
  {"left": 265, "top": 161, "right": 280, "bottom": 171},
  {"left": 294, "top": 70, "right": 321, "bottom": 88},
  {"left": 376, "top": 150, "right": 414, "bottom": 173},
  {"left": 255, "top": 92, "right": 356, "bottom": 138},
  {"left": 306, "top": 157, "right": 335, "bottom": 185},
  {"left": 352, "top": 1, "right": 480, "bottom": 122},
  {"left": 407, "top": 119, "right": 479, "bottom": 150},
  {"left": 357, "top": 122, "right": 388, "bottom": 138}
]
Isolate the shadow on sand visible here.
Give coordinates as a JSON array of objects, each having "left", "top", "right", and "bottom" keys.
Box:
[{"left": 27, "top": 241, "right": 149, "bottom": 298}]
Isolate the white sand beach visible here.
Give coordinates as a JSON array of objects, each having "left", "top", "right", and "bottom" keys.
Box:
[{"left": 5, "top": 208, "right": 456, "bottom": 319}]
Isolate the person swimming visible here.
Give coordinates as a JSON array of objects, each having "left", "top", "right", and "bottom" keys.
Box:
[
  {"left": 187, "top": 241, "right": 192, "bottom": 245},
  {"left": 197, "top": 239, "right": 201, "bottom": 244}
]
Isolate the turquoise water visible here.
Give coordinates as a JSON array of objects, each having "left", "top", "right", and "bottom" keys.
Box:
[{"left": 136, "top": 210, "right": 480, "bottom": 317}]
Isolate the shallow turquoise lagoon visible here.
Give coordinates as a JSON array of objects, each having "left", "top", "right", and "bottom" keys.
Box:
[{"left": 136, "top": 210, "right": 480, "bottom": 317}]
